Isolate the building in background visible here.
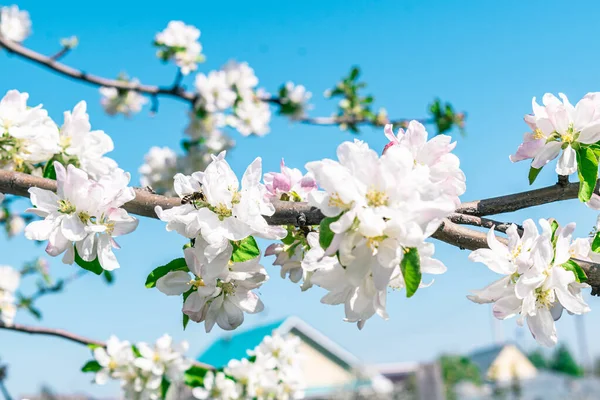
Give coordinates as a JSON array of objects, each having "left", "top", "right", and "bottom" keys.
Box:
[
  {"left": 468, "top": 343, "right": 537, "bottom": 383},
  {"left": 197, "top": 316, "right": 393, "bottom": 399}
]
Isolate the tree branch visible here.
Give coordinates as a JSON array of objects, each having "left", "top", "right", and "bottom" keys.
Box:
[
  {"left": 0, "top": 322, "right": 213, "bottom": 369},
  {"left": 0, "top": 37, "right": 431, "bottom": 128}
]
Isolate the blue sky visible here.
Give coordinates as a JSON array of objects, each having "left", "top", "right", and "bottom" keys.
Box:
[{"left": 2, "top": 0, "right": 600, "bottom": 396}]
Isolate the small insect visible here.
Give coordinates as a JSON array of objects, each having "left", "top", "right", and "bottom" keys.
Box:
[{"left": 181, "top": 191, "right": 207, "bottom": 208}]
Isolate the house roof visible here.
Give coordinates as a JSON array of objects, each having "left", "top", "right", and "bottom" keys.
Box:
[
  {"left": 468, "top": 342, "right": 528, "bottom": 376},
  {"left": 197, "top": 316, "right": 361, "bottom": 369}
]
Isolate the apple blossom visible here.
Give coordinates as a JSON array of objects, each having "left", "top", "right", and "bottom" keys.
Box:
[
  {"left": 139, "top": 146, "right": 179, "bottom": 195},
  {"left": 263, "top": 159, "right": 317, "bottom": 201},
  {"left": 222, "top": 60, "right": 259, "bottom": 96},
  {"left": 58, "top": 101, "right": 118, "bottom": 179},
  {"left": 0, "top": 265, "right": 20, "bottom": 325},
  {"left": 0, "top": 90, "right": 59, "bottom": 173},
  {"left": 229, "top": 97, "right": 271, "bottom": 137},
  {"left": 155, "top": 151, "right": 286, "bottom": 246},
  {"left": 155, "top": 21, "right": 203, "bottom": 75},
  {"left": 279, "top": 82, "right": 313, "bottom": 120},
  {"left": 511, "top": 93, "right": 600, "bottom": 175},
  {"left": 192, "top": 371, "right": 239, "bottom": 400},
  {"left": 0, "top": 5, "right": 31, "bottom": 43},
  {"left": 133, "top": 334, "right": 192, "bottom": 383},
  {"left": 93, "top": 335, "right": 136, "bottom": 385},
  {"left": 6, "top": 214, "right": 25, "bottom": 237},
  {"left": 99, "top": 80, "right": 148, "bottom": 117},
  {"left": 24, "top": 162, "right": 138, "bottom": 271},
  {"left": 195, "top": 71, "right": 237, "bottom": 112},
  {"left": 468, "top": 219, "right": 591, "bottom": 347}
]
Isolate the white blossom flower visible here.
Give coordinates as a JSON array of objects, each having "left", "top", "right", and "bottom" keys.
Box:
[
  {"left": 184, "top": 112, "right": 227, "bottom": 141},
  {"left": 0, "top": 90, "right": 59, "bottom": 172},
  {"left": 59, "top": 101, "right": 118, "bottom": 179},
  {"left": 280, "top": 82, "right": 312, "bottom": 120},
  {"left": 155, "top": 151, "right": 286, "bottom": 246},
  {"left": 7, "top": 214, "right": 25, "bottom": 237},
  {"left": 25, "top": 163, "right": 138, "bottom": 271},
  {"left": 93, "top": 336, "right": 135, "bottom": 384},
  {"left": 139, "top": 146, "right": 179, "bottom": 195},
  {"left": 222, "top": 61, "right": 258, "bottom": 95},
  {"left": 384, "top": 120, "right": 466, "bottom": 206},
  {"left": 305, "top": 135, "right": 458, "bottom": 327},
  {"left": 229, "top": 97, "right": 271, "bottom": 137},
  {"left": 0, "top": 5, "right": 31, "bottom": 42},
  {"left": 511, "top": 93, "right": 600, "bottom": 175},
  {"left": 99, "top": 82, "right": 148, "bottom": 117},
  {"left": 468, "top": 219, "right": 591, "bottom": 347},
  {"left": 0, "top": 265, "right": 20, "bottom": 325},
  {"left": 263, "top": 159, "right": 317, "bottom": 201},
  {"left": 133, "top": 334, "right": 192, "bottom": 383},
  {"left": 192, "top": 371, "right": 239, "bottom": 400},
  {"left": 195, "top": 71, "right": 237, "bottom": 112},
  {"left": 155, "top": 21, "right": 203, "bottom": 75}
]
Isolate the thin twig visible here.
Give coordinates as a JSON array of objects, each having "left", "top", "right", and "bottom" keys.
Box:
[
  {"left": 0, "top": 37, "right": 430, "bottom": 128},
  {"left": 0, "top": 323, "right": 214, "bottom": 369},
  {"left": 0, "top": 381, "right": 12, "bottom": 400},
  {"left": 49, "top": 46, "right": 71, "bottom": 61}
]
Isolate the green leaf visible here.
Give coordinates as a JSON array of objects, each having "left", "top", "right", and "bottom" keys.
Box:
[
  {"left": 349, "top": 66, "right": 360, "bottom": 81},
  {"left": 43, "top": 160, "right": 57, "bottom": 180},
  {"left": 26, "top": 304, "right": 42, "bottom": 320},
  {"left": 74, "top": 247, "right": 103, "bottom": 275},
  {"left": 81, "top": 360, "right": 102, "bottom": 373},
  {"left": 131, "top": 345, "right": 142, "bottom": 358},
  {"left": 576, "top": 146, "right": 599, "bottom": 202},
  {"left": 182, "top": 288, "right": 194, "bottom": 330},
  {"left": 145, "top": 258, "right": 188, "bottom": 288},
  {"left": 400, "top": 248, "right": 421, "bottom": 298},
  {"left": 87, "top": 343, "right": 103, "bottom": 351},
  {"left": 184, "top": 365, "right": 209, "bottom": 387},
  {"left": 562, "top": 260, "right": 588, "bottom": 283},
  {"left": 230, "top": 236, "right": 260, "bottom": 263},
  {"left": 550, "top": 220, "right": 559, "bottom": 244},
  {"left": 281, "top": 229, "right": 296, "bottom": 246},
  {"left": 103, "top": 270, "right": 114, "bottom": 284},
  {"left": 592, "top": 232, "right": 600, "bottom": 253},
  {"left": 528, "top": 166, "right": 543, "bottom": 185},
  {"left": 319, "top": 214, "right": 342, "bottom": 250},
  {"left": 161, "top": 377, "right": 170, "bottom": 399}
]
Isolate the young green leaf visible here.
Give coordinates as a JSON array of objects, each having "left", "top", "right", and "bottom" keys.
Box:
[
  {"left": 161, "top": 377, "right": 170, "bottom": 398},
  {"left": 550, "top": 219, "right": 559, "bottom": 244},
  {"left": 576, "top": 146, "right": 599, "bottom": 202},
  {"left": 562, "top": 260, "right": 588, "bottom": 283},
  {"left": 400, "top": 248, "right": 421, "bottom": 298},
  {"left": 74, "top": 247, "right": 103, "bottom": 275},
  {"left": 230, "top": 236, "right": 260, "bottom": 263},
  {"left": 319, "top": 214, "right": 342, "bottom": 250},
  {"left": 592, "top": 232, "right": 600, "bottom": 253},
  {"left": 81, "top": 360, "right": 102, "bottom": 373},
  {"left": 43, "top": 160, "right": 57, "bottom": 180},
  {"left": 184, "top": 365, "right": 209, "bottom": 387},
  {"left": 145, "top": 258, "right": 188, "bottom": 288},
  {"left": 528, "top": 166, "right": 543, "bottom": 185},
  {"left": 103, "top": 270, "right": 114, "bottom": 284},
  {"left": 87, "top": 343, "right": 103, "bottom": 351}
]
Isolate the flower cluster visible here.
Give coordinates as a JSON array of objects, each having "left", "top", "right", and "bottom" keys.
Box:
[
  {"left": 0, "top": 90, "right": 118, "bottom": 179},
  {"left": 25, "top": 162, "right": 138, "bottom": 272},
  {"left": 99, "top": 77, "right": 148, "bottom": 117},
  {"left": 155, "top": 21, "right": 204, "bottom": 75},
  {"left": 152, "top": 151, "right": 286, "bottom": 331},
  {"left": 0, "top": 5, "right": 31, "bottom": 43},
  {"left": 0, "top": 265, "right": 20, "bottom": 325},
  {"left": 297, "top": 122, "right": 464, "bottom": 328},
  {"left": 192, "top": 333, "right": 305, "bottom": 400},
  {"left": 192, "top": 60, "right": 272, "bottom": 137},
  {"left": 89, "top": 334, "right": 192, "bottom": 399},
  {"left": 468, "top": 219, "right": 591, "bottom": 346},
  {"left": 278, "top": 82, "right": 312, "bottom": 120}
]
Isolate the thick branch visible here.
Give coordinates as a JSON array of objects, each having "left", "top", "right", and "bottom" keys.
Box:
[
  {"left": 0, "top": 37, "right": 429, "bottom": 128},
  {"left": 0, "top": 323, "right": 213, "bottom": 369},
  {"left": 457, "top": 179, "right": 590, "bottom": 217}
]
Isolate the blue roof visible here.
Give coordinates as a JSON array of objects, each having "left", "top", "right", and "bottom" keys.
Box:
[
  {"left": 468, "top": 344, "right": 505, "bottom": 376},
  {"left": 197, "top": 318, "right": 287, "bottom": 367}
]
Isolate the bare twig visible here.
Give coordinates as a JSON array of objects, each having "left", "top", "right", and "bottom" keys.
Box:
[
  {"left": 0, "top": 37, "right": 430, "bottom": 128},
  {"left": 0, "top": 381, "right": 12, "bottom": 400},
  {"left": 49, "top": 46, "right": 71, "bottom": 61},
  {"left": 0, "top": 323, "right": 213, "bottom": 369}
]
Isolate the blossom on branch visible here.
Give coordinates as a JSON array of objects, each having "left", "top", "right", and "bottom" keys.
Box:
[
  {"left": 0, "top": 5, "right": 31, "bottom": 43},
  {"left": 195, "top": 71, "right": 237, "bottom": 113},
  {"left": 24, "top": 162, "right": 138, "bottom": 271},
  {"left": 278, "top": 82, "right": 313, "bottom": 120},
  {"left": 155, "top": 21, "right": 204, "bottom": 75},
  {"left": 303, "top": 128, "right": 461, "bottom": 328},
  {"left": 0, "top": 90, "right": 59, "bottom": 174},
  {"left": 263, "top": 159, "right": 317, "bottom": 201},
  {"left": 139, "top": 146, "right": 179, "bottom": 195},
  {"left": 99, "top": 78, "right": 148, "bottom": 117},
  {"left": 468, "top": 219, "right": 591, "bottom": 347},
  {"left": 0, "top": 265, "right": 20, "bottom": 325}
]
